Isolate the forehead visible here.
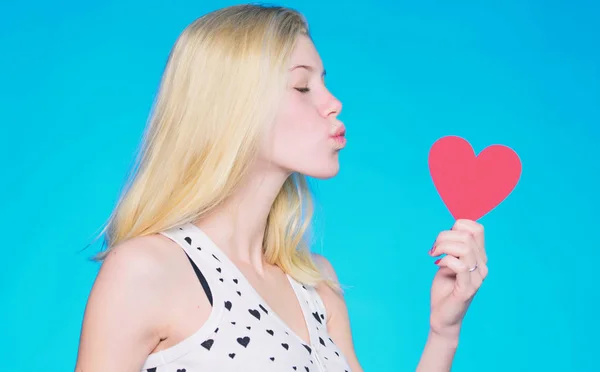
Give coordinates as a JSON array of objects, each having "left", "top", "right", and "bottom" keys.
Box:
[{"left": 289, "top": 34, "right": 322, "bottom": 67}]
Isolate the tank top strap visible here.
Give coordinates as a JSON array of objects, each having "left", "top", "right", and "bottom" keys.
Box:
[
  {"left": 141, "top": 223, "right": 233, "bottom": 369},
  {"left": 159, "top": 222, "right": 228, "bottom": 303},
  {"left": 161, "top": 222, "right": 221, "bottom": 260},
  {"left": 310, "top": 285, "right": 328, "bottom": 323},
  {"left": 284, "top": 276, "right": 329, "bottom": 348}
]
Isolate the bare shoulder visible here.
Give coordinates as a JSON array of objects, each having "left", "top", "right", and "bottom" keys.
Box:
[
  {"left": 75, "top": 234, "right": 182, "bottom": 371},
  {"left": 100, "top": 234, "right": 171, "bottom": 275},
  {"left": 93, "top": 234, "right": 180, "bottom": 310},
  {"left": 311, "top": 253, "right": 344, "bottom": 322},
  {"left": 312, "top": 253, "right": 340, "bottom": 284},
  {"left": 311, "top": 253, "right": 363, "bottom": 372}
]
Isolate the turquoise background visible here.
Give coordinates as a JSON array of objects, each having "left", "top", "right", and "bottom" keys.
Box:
[{"left": 1, "top": 0, "right": 598, "bottom": 370}]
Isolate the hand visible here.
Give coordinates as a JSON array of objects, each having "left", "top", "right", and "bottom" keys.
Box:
[{"left": 428, "top": 219, "right": 488, "bottom": 341}]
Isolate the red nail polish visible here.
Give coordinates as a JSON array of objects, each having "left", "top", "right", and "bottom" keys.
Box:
[{"left": 434, "top": 258, "right": 441, "bottom": 265}]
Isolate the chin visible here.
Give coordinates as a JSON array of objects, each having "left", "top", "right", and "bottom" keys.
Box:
[{"left": 305, "top": 160, "right": 341, "bottom": 180}]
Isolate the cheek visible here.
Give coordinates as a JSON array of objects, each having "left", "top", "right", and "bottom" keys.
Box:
[
  {"left": 266, "top": 97, "right": 333, "bottom": 169},
  {"left": 274, "top": 98, "right": 324, "bottom": 147}
]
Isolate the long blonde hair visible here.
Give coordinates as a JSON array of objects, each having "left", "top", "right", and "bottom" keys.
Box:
[{"left": 90, "top": 4, "right": 340, "bottom": 292}]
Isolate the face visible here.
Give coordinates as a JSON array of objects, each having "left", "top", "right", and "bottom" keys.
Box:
[{"left": 261, "top": 34, "right": 345, "bottom": 179}]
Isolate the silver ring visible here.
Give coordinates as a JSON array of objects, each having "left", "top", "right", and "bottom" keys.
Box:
[{"left": 468, "top": 263, "right": 478, "bottom": 272}]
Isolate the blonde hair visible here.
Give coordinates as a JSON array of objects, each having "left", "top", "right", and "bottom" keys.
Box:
[{"left": 89, "top": 4, "right": 341, "bottom": 292}]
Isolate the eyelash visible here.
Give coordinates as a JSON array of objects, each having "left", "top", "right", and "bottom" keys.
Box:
[{"left": 295, "top": 87, "right": 310, "bottom": 93}]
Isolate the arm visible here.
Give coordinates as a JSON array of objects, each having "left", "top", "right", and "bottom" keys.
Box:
[
  {"left": 312, "top": 254, "right": 364, "bottom": 372},
  {"left": 416, "top": 331, "right": 459, "bottom": 372},
  {"left": 75, "top": 236, "right": 173, "bottom": 372}
]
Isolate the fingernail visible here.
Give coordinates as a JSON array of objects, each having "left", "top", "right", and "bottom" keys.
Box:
[
  {"left": 429, "top": 245, "right": 435, "bottom": 255},
  {"left": 434, "top": 259, "right": 441, "bottom": 265}
]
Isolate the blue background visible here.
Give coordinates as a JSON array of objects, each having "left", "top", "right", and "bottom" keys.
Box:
[{"left": 1, "top": 0, "right": 598, "bottom": 370}]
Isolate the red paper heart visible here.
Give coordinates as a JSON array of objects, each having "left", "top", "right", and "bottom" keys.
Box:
[{"left": 428, "top": 136, "right": 522, "bottom": 220}]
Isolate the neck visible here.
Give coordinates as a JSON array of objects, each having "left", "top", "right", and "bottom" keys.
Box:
[{"left": 193, "top": 164, "right": 290, "bottom": 276}]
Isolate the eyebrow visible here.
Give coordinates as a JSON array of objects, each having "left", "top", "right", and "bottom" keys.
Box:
[{"left": 289, "top": 64, "right": 326, "bottom": 78}]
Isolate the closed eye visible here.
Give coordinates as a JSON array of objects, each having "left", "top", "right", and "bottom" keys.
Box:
[{"left": 295, "top": 87, "right": 310, "bottom": 93}]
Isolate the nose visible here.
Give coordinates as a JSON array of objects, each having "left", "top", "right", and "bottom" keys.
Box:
[{"left": 322, "top": 92, "right": 342, "bottom": 118}]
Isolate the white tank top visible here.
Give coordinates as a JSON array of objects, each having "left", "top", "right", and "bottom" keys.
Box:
[{"left": 140, "top": 222, "right": 352, "bottom": 372}]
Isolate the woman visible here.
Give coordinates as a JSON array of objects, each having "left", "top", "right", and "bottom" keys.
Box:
[{"left": 75, "top": 4, "right": 488, "bottom": 372}]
